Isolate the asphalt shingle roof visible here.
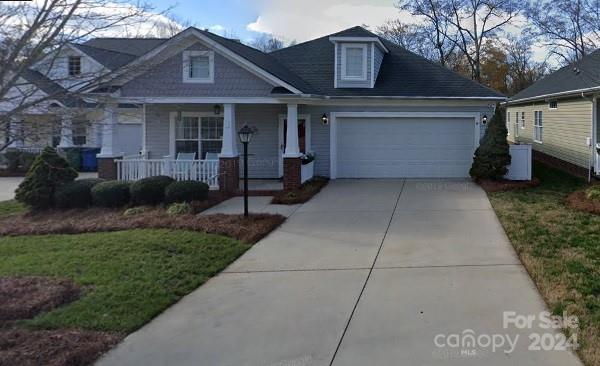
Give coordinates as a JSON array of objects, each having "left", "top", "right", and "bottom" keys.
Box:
[
  {"left": 270, "top": 27, "right": 503, "bottom": 98},
  {"left": 20, "top": 69, "right": 91, "bottom": 108},
  {"left": 509, "top": 49, "right": 600, "bottom": 102},
  {"left": 73, "top": 44, "right": 137, "bottom": 70},
  {"left": 82, "top": 38, "right": 167, "bottom": 56}
]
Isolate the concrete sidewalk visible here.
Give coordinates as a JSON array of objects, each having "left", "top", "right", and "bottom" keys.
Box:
[{"left": 97, "top": 179, "right": 582, "bottom": 366}]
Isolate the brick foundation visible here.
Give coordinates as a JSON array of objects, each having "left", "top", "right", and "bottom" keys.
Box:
[
  {"left": 532, "top": 150, "right": 590, "bottom": 178},
  {"left": 219, "top": 157, "right": 240, "bottom": 193},
  {"left": 283, "top": 157, "right": 301, "bottom": 191},
  {"left": 97, "top": 157, "right": 120, "bottom": 180}
]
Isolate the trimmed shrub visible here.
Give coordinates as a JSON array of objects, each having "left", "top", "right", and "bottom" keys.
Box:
[
  {"left": 130, "top": 175, "right": 175, "bottom": 205},
  {"left": 15, "top": 147, "right": 78, "bottom": 209},
  {"left": 164, "top": 181, "right": 209, "bottom": 204},
  {"left": 91, "top": 181, "right": 131, "bottom": 207},
  {"left": 123, "top": 206, "right": 150, "bottom": 217},
  {"left": 470, "top": 107, "right": 511, "bottom": 180},
  {"left": 166, "top": 202, "right": 192, "bottom": 216},
  {"left": 55, "top": 178, "right": 105, "bottom": 209},
  {"left": 586, "top": 186, "right": 600, "bottom": 200}
]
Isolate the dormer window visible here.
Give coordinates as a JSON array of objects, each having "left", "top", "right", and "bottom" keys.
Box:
[
  {"left": 68, "top": 56, "right": 81, "bottom": 76},
  {"left": 341, "top": 44, "right": 367, "bottom": 81},
  {"left": 183, "top": 50, "right": 214, "bottom": 83}
]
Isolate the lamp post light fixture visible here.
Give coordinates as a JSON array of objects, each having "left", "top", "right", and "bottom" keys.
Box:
[
  {"left": 238, "top": 124, "right": 255, "bottom": 217},
  {"left": 321, "top": 113, "right": 329, "bottom": 125}
]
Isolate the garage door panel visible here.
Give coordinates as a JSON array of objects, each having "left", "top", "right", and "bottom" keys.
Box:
[{"left": 336, "top": 117, "right": 475, "bottom": 178}]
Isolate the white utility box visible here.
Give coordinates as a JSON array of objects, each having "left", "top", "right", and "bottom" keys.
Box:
[{"left": 504, "top": 144, "right": 532, "bottom": 181}]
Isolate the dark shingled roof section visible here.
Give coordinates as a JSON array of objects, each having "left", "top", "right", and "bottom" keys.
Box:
[
  {"left": 73, "top": 44, "right": 137, "bottom": 70},
  {"left": 196, "top": 28, "right": 316, "bottom": 93},
  {"left": 20, "top": 69, "right": 91, "bottom": 108},
  {"left": 509, "top": 49, "right": 600, "bottom": 102},
  {"left": 270, "top": 27, "right": 504, "bottom": 98},
  {"left": 82, "top": 38, "right": 167, "bottom": 56}
]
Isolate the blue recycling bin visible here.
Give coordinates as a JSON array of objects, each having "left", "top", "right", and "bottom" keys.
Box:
[{"left": 81, "top": 148, "right": 101, "bottom": 172}]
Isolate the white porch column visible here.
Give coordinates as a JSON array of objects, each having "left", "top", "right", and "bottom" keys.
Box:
[
  {"left": 283, "top": 104, "right": 301, "bottom": 157},
  {"left": 58, "top": 115, "right": 74, "bottom": 148},
  {"left": 98, "top": 104, "right": 118, "bottom": 157},
  {"left": 219, "top": 103, "right": 238, "bottom": 157}
]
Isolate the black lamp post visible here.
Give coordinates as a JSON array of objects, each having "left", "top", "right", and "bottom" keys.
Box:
[{"left": 238, "top": 124, "right": 254, "bottom": 217}]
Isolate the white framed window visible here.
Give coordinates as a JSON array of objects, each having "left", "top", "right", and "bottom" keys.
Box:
[
  {"left": 549, "top": 101, "right": 558, "bottom": 109},
  {"left": 341, "top": 44, "right": 368, "bottom": 81},
  {"left": 183, "top": 51, "right": 214, "bottom": 83},
  {"left": 506, "top": 112, "right": 510, "bottom": 136},
  {"left": 520, "top": 111, "right": 526, "bottom": 129},
  {"left": 68, "top": 56, "right": 81, "bottom": 76},
  {"left": 534, "top": 110, "right": 543, "bottom": 143},
  {"left": 173, "top": 113, "right": 223, "bottom": 159}
]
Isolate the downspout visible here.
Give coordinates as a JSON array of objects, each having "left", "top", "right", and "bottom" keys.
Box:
[{"left": 581, "top": 92, "right": 595, "bottom": 182}]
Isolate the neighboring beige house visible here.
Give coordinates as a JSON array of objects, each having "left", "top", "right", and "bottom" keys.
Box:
[{"left": 506, "top": 51, "right": 600, "bottom": 179}]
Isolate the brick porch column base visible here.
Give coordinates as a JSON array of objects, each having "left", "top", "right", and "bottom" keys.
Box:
[
  {"left": 283, "top": 157, "right": 302, "bottom": 191},
  {"left": 219, "top": 157, "right": 240, "bottom": 193},
  {"left": 97, "top": 157, "right": 121, "bottom": 180}
]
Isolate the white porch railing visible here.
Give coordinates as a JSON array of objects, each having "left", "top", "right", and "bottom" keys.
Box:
[{"left": 116, "top": 159, "right": 219, "bottom": 188}]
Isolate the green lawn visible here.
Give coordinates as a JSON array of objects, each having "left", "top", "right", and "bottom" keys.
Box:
[
  {"left": 0, "top": 200, "right": 26, "bottom": 218},
  {"left": 488, "top": 162, "right": 600, "bottom": 366},
  {"left": 0, "top": 229, "right": 250, "bottom": 332}
]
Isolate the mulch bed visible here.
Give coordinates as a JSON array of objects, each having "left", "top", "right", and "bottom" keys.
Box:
[
  {"left": 272, "top": 177, "right": 329, "bottom": 205},
  {"left": 0, "top": 277, "right": 80, "bottom": 323},
  {"left": 566, "top": 190, "right": 600, "bottom": 215},
  {"left": 0, "top": 328, "right": 121, "bottom": 366},
  {"left": 0, "top": 209, "right": 285, "bottom": 244},
  {"left": 477, "top": 177, "right": 541, "bottom": 192}
]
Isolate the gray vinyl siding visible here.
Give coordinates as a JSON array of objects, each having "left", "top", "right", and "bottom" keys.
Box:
[
  {"left": 145, "top": 103, "right": 492, "bottom": 179},
  {"left": 507, "top": 98, "right": 593, "bottom": 168},
  {"left": 336, "top": 43, "right": 372, "bottom": 88},
  {"left": 373, "top": 47, "right": 384, "bottom": 84},
  {"left": 120, "top": 42, "right": 275, "bottom": 97},
  {"left": 300, "top": 104, "right": 493, "bottom": 177}
]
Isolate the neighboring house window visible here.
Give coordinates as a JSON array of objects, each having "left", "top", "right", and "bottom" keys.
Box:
[
  {"left": 68, "top": 56, "right": 81, "bottom": 76},
  {"left": 341, "top": 44, "right": 367, "bottom": 81},
  {"left": 549, "top": 101, "right": 558, "bottom": 109},
  {"left": 51, "top": 122, "right": 61, "bottom": 147},
  {"left": 174, "top": 115, "right": 223, "bottom": 159},
  {"left": 520, "top": 111, "right": 525, "bottom": 129},
  {"left": 72, "top": 122, "right": 87, "bottom": 146},
  {"left": 506, "top": 112, "right": 510, "bottom": 136},
  {"left": 534, "top": 111, "right": 543, "bottom": 143},
  {"left": 183, "top": 51, "right": 214, "bottom": 83}
]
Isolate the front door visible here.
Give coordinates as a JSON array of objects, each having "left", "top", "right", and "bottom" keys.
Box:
[{"left": 278, "top": 117, "right": 308, "bottom": 177}]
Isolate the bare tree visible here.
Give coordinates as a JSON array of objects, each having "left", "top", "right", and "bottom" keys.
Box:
[
  {"left": 249, "top": 34, "right": 285, "bottom": 52},
  {"left": 445, "top": 0, "right": 520, "bottom": 81},
  {"left": 0, "top": 0, "right": 161, "bottom": 152},
  {"left": 504, "top": 36, "right": 548, "bottom": 95},
  {"left": 525, "top": 0, "right": 600, "bottom": 65},
  {"left": 396, "top": 0, "right": 457, "bottom": 66},
  {"left": 377, "top": 19, "right": 439, "bottom": 61}
]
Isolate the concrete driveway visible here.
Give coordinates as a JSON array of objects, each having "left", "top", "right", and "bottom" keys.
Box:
[{"left": 97, "top": 179, "right": 582, "bottom": 366}]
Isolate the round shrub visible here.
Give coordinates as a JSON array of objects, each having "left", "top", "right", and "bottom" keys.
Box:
[
  {"left": 55, "top": 178, "right": 105, "bottom": 209},
  {"left": 164, "top": 181, "right": 209, "bottom": 204},
  {"left": 166, "top": 202, "right": 192, "bottom": 216},
  {"left": 91, "top": 181, "right": 131, "bottom": 207},
  {"left": 130, "top": 176, "right": 175, "bottom": 205},
  {"left": 586, "top": 186, "right": 600, "bottom": 201}
]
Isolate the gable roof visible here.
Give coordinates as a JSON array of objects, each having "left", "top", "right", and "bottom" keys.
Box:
[
  {"left": 72, "top": 44, "right": 137, "bottom": 70},
  {"left": 509, "top": 50, "right": 600, "bottom": 103},
  {"left": 82, "top": 38, "right": 167, "bottom": 56},
  {"left": 20, "top": 69, "right": 91, "bottom": 108},
  {"left": 271, "top": 27, "right": 504, "bottom": 99}
]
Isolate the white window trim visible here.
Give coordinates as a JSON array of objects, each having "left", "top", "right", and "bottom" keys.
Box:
[
  {"left": 506, "top": 112, "right": 510, "bottom": 136},
  {"left": 169, "top": 111, "right": 223, "bottom": 158},
  {"left": 182, "top": 50, "right": 214, "bottom": 83},
  {"left": 341, "top": 43, "right": 368, "bottom": 81},
  {"left": 548, "top": 101, "right": 558, "bottom": 110},
  {"left": 533, "top": 110, "right": 543, "bottom": 143},
  {"left": 520, "top": 111, "right": 526, "bottom": 129}
]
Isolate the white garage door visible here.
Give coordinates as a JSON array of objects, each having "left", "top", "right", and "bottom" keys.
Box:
[{"left": 336, "top": 117, "right": 476, "bottom": 178}]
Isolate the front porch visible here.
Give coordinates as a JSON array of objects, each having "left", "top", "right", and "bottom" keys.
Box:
[{"left": 105, "top": 103, "right": 315, "bottom": 192}]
